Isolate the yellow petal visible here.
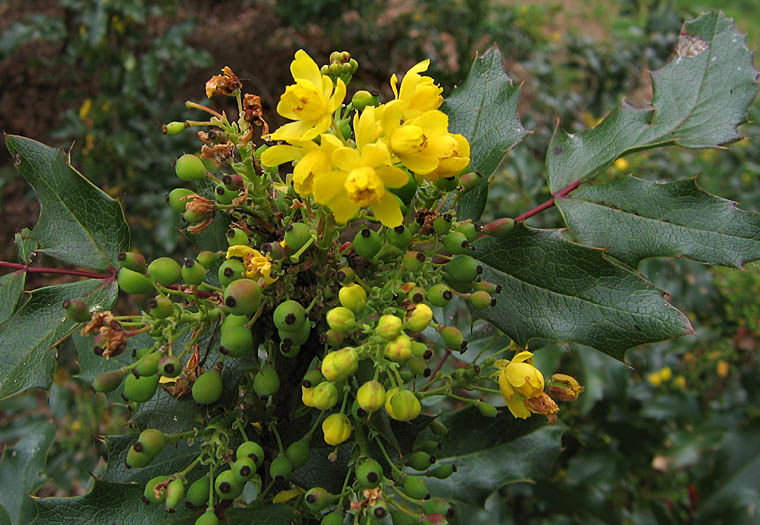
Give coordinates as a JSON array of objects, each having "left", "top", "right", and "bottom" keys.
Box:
[
  {"left": 355, "top": 106, "right": 379, "bottom": 149},
  {"left": 399, "top": 153, "right": 438, "bottom": 175},
  {"left": 380, "top": 101, "right": 403, "bottom": 137},
  {"left": 376, "top": 166, "right": 409, "bottom": 189},
  {"left": 372, "top": 193, "right": 403, "bottom": 227},
  {"left": 269, "top": 120, "right": 316, "bottom": 142},
  {"left": 261, "top": 144, "right": 303, "bottom": 167},
  {"left": 512, "top": 351, "right": 534, "bottom": 363},
  {"left": 360, "top": 143, "right": 391, "bottom": 168},
  {"left": 505, "top": 394, "right": 531, "bottom": 419},
  {"left": 399, "top": 59, "right": 431, "bottom": 102},
  {"left": 328, "top": 194, "right": 360, "bottom": 223},
  {"left": 313, "top": 170, "right": 348, "bottom": 204},
  {"left": 291, "top": 49, "right": 323, "bottom": 89},
  {"left": 227, "top": 245, "right": 255, "bottom": 259},
  {"left": 332, "top": 147, "right": 362, "bottom": 172},
  {"left": 328, "top": 78, "right": 347, "bottom": 112}
]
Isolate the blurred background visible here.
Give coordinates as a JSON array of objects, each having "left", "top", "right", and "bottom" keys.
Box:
[{"left": 0, "top": 0, "right": 759, "bottom": 523}]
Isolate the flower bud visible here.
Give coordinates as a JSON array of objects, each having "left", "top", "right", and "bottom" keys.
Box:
[
  {"left": 376, "top": 314, "right": 403, "bottom": 340},
  {"left": 326, "top": 307, "right": 355, "bottom": 333},
  {"left": 385, "top": 334, "right": 413, "bottom": 362},
  {"left": 357, "top": 380, "right": 386, "bottom": 412},
  {"left": 312, "top": 382, "right": 339, "bottom": 410},
  {"left": 322, "top": 413, "right": 352, "bottom": 446},
  {"left": 405, "top": 303, "right": 433, "bottom": 332},
  {"left": 321, "top": 348, "right": 359, "bottom": 381},
  {"left": 351, "top": 90, "right": 374, "bottom": 111},
  {"left": 387, "top": 389, "right": 421, "bottom": 421},
  {"left": 338, "top": 283, "right": 367, "bottom": 313},
  {"left": 301, "top": 385, "right": 316, "bottom": 407},
  {"left": 476, "top": 400, "right": 498, "bottom": 418},
  {"left": 549, "top": 373, "right": 584, "bottom": 401}
]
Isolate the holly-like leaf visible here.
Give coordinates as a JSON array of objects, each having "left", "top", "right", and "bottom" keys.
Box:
[
  {"left": 4, "top": 134, "right": 130, "bottom": 270},
  {"left": 32, "top": 480, "right": 296, "bottom": 524},
  {"left": 0, "top": 279, "right": 117, "bottom": 400},
  {"left": 0, "top": 272, "right": 26, "bottom": 324},
  {"left": 425, "top": 407, "right": 566, "bottom": 505},
  {"left": 556, "top": 176, "right": 760, "bottom": 267},
  {"left": 547, "top": 12, "right": 759, "bottom": 194},
  {"left": 441, "top": 46, "right": 529, "bottom": 221},
  {"left": 471, "top": 225, "right": 693, "bottom": 360}
]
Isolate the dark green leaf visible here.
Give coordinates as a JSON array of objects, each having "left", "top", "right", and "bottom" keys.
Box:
[
  {"left": 14, "top": 228, "right": 38, "bottom": 264},
  {"left": 547, "top": 12, "right": 759, "bottom": 193},
  {"left": 0, "top": 279, "right": 117, "bottom": 400},
  {"left": 425, "top": 407, "right": 566, "bottom": 505},
  {"left": 5, "top": 135, "right": 130, "bottom": 270},
  {"left": 73, "top": 331, "right": 150, "bottom": 386},
  {"left": 0, "top": 272, "right": 26, "bottom": 324},
  {"left": 557, "top": 177, "right": 760, "bottom": 267},
  {"left": 471, "top": 225, "right": 693, "bottom": 360},
  {"left": 0, "top": 419, "right": 55, "bottom": 525},
  {"left": 442, "top": 46, "right": 529, "bottom": 220}
]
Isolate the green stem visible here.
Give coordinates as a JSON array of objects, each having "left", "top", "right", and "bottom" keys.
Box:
[{"left": 375, "top": 437, "right": 404, "bottom": 476}]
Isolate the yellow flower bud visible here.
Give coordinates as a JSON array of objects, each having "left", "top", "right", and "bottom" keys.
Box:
[
  {"left": 387, "top": 389, "right": 421, "bottom": 421},
  {"left": 357, "top": 381, "right": 386, "bottom": 412},
  {"left": 321, "top": 347, "right": 359, "bottom": 382},
  {"left": 376, "top": 314, "right": 403, "bottom": 340},
  {"left": 301, "top": 385, "right": 316, "bottom": 407},
  {"left": 385, "top": 334, "right": 413, "bottom": 362},
  {"left": 338, "top": 283, "right": 367, "bottom": 313},
  {"left": 405, "top": 303, "right": 433, "bottom": 332},
  {"left": 322, "top": 413, "right": 352, "bottom": 446}
]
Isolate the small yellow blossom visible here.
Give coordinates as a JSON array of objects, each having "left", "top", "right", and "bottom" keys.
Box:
[
  {"left": 389, "top": 59, "right": 443, "bottom": 120},
  {"left": 659, "top": 367, "right": 672, "bottom": 381},
  {"left": 226, "top": 245, "right": 277, "bottom": 285},
  {"left": 269, "top": 50, "right": 346, "bottom": 142},
  {"left": 614, "top": 158, "right": 630, "bottom": 171},
  {"left": 647, "top": 372, "right": 662, "bottom": 387},
  {"left": 496, "top": 351, "right": 545, "bottom": 419},
  {"left": 261, "top": 134, "right": 343, "bottom": 196}
]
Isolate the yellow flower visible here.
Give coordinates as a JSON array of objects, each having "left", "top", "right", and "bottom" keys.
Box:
[
  {"left": 226, "top": 245, "right": 277, "bottom": 285},
  {"left": 313, "top": 107, "right": 408, "bottom": 227},
  {"left": 496, "top": 351, "right": 545, "bottom": 419},
  {"left": 261, "top": 134, "right": 343, "bottom": 197},
  {"left": 322, "top": 413, "right": 352, "bottom": 446},
  {"left": 389, "top": 59, "right": 443, "bottom": 120},
  {"left": 269, "top": 50, "right": 346, "bottom": 142}
]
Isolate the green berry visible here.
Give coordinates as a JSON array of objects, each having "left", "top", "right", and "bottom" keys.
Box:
[
  {"left": 232, "top": 456, "right": 257, "bottom": 482},
  {"left": 123, "top": 373, "right": 159, "bottom": 402},
  {"left": 197, "top": 250, "right": 220, "bottom": 269},
  {"left": 370, "top": 500, "right": 390, "bottom": 519},
  {"left": 175, "top": 154, "right": 207, "bottom": 181},
  {"left": 147, "top": 257, "right": 181, "bottom": 287},
  {"left": 118, "top": 251, "right": 147, "bottom": 273},
  {"left": 430, "top": 420, "right": 449, "bottom": 436},
  {"left": 311, "top": 381, "right": 339, "bottom": 410},
  {"left": 407, "top": 451, "right": 434, "bottom": 471},
  {"left": 284, "top": 222, "right": 312, "bottom": 252},
  {"left": 236, "top": 441, "right": 265, "bottom": 466},
  {"left": 356, "top": 457, "right": 383, "bottom": 489},
  {"left": 224, "top": 279, "right": 262, "bottom": 316},
  {"left": 192, "top": 365, "right": 223, "bottom": 404},
  {"left": 352, "top": 228, "right": 382, "bottom": 259},
  {"left": 408, "top": 357, "right": 428, "bottom": 376},
  {"left": 407, "top": 286, "right": 426, "bottom": 304},
  {"left": 165, "top": 477, "right": 185, "bottom": 512},
  {"left": 304, "top": 486, "right": 332, "bottom": 512},
  {"left": 183, "top": 208, "right": 210, "bottom": 223},
  {"left": 214, "top": 469, "right": 243, "bottom": 500},
  {"left": 136, "top": 428, "right": 166, "bottom": 458},
  {"left": 430, "top": 463, "right": 457, "bottom": 479},
  {"left": 482, "top": 217, "right": 515, "bottom": 237},
  {"left": 468, "top": 290, "right": 495, "bottom": 309},
  {"left": 433, "top": 214, "right": 453, "bottom": 234},
  {"left": 269, "top": 454, "right": 293, "bottom": 481},
  {"left": 412, "top": 341, "right": 430, "bottom": 359},
  {"left": 456, "top": 222, "right": 480, "bottom": 242},
  {"left": 391, "top": 510, "right": 419, "bottom": 525},
  {"left": 126, "top": 445, "right": 153, "bottom": 468},
  {"left": 422, "top": 497, "right": 454, "bottom": 519},
  {"left": 285, "top": 438, "right": 310, "bottom": 469},
  {"left": 143, "top": 475, "right": 169, "bottom": 504},
  {"left": 440, "top": 326, "right": 466, "bottom": 352},
  {"left": 387, "top": 225, "right": 412, "bottom": 249},
  {"left": 167, "top": 188, "right": 194, "bottom": 213},
  {"left": 273, "top": 300, "right": 307, "bottom": 331},
  {"left": 220, "top": 324, "right": 254, "bottom": 358},
  {"left": 148, "top": 295, "right": 173, "bottom": 319},
  {"left": 195, "top": 511, "right": 219, "bottom": 525},
  {"left": 253, "top": 365, "right": 280, "bottom": 396},
  {"left": 444, "top": 255, "right": 481, "bottom": 284},
  {"left": 338, "top": 283, "right": 367, "bottom": 313},
  {"left": 442, "top": 231, "right": 470, "bottom": 255},
  {"left": 226, "top": 227, "right": 249, "bottom": 247},
  {"left": 279, "top": 321, "right": 310, "bottom": 347},
  {"left": 158, "top": 355, "right": 182, "bottom": 377},
  {"left": 428, "top": 284, "right": 453, "bottom": 307},
  {"left": 221, "top": 313, "right": 249, "bottom": 331},
  {"left": 321, "top": 510, "right": 344, "bottom": 525},
  {"left": 476, "top": 400, "right": 498, "bottom": 418},
  {"left": 93, "top": 368, "right": 127, "bottom": 393},
  {"left": 474, "top": 281, "right": 501, "bottom": 294},
  {"left": 185, "top": 474, "right": 211, "bottom": 508},
  {"left": 62, "top": 299, "right": 90, "bottom": 323},
  {"left": 302, "top": 369, "right": 324, "bottom": 388},
  {"left": 351, "top": 90, "right": 374, "bottom": 111},
  {"left": 181, "top": 258, "right": 207, "bottom": 285},
  {"left": 336, "top": 266, "right": 355, "bottom": 285},
  {"left": 326, "top": 328, "right": 344, "bottom": 348},
  {"left": 458, "top": 171, "right": 481, "bottom": 191},
  {"left": 215, "top": 184, "right": 237, "bottom": 205},
  {"left": 403, "top": 251, "right": 425, "bottom": 272},
  {"left": 135, "top": 352, "right": 162, "bottom": 377},
  {"left": 118, "top": 267, "right": 155, "bottom": 295},
  {"left": 163, "top": 121, "right": 186, "bottom": 135},
  {"left": 217, "top": 259, "right": 246, "bottom": 287},
  {"left": 326, "top": 307, "right": 355, "bottom": 333}
]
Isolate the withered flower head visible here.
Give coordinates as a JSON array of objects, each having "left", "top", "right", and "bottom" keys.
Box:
[
  {"left": 94, "top": 321, "right": 128, "bottom": 358},
  {"left": 201, "top": 141, "right": 235, "bottom": 164},
  {"left": 81, "top": 311, "right": 114, "bottom": 336},
  {"left": 525, "top": 392, "right": 560, "bottom": 424},
  {"left": 181, "top": 193, "right": 216, "bottom": 216},
  {"left": 205, "top": 66, "right": 242, "bottom": 98}
]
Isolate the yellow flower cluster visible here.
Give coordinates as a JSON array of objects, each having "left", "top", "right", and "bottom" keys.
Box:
[
  {"left": 226, "top": 245, "right": 277, "bottom": 285},
  {"left": 262, "top": 51, "right": 470, "bottom": 228}
]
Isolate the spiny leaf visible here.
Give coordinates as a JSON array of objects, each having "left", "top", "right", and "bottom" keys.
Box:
[
  {"left": 471, "top": 225, "right": 693, "bottom": 360},
  {"left": 547, "top": 12, "right": 759, "bottom": 193},
  {"left": 4, "top": 134, "right": 130, "bottom": 270},
  {"left": 441, "top": 46, "right": 529, "bottom": 221},
  {"left": 556, "top": 176, "right": 760, "bottom": 267},
  {"left": 0, "top": 279, "right": 117, "bottom": 400}
]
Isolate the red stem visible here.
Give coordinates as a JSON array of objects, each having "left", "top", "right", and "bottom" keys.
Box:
[
  {"left": 514, "top": 179, "right": 580, "bottom": 223},
  {"left": 422, "top": 349, "right": 452, "bottom": 391},
  {"left": 0, "top": 261, "right": 112, "bottom": 280}
]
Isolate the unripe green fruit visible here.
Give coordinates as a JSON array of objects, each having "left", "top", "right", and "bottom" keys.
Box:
[
  {"left": 118, "top": 251, "right": 147, "bottom": 273},
  {"left": 356, "top": 458, "right": 383, "bottom": 489},
  {"left": 135, "top": 352, "right": 162, "bottom": 377},
  {"left": 176, "top": 154, "right": 207, "bottom": 181},
  {"left": 428, "top": 284, "right": 453, "bottom": 307},
  {"left": 226, "top": 227, "right": 249, "bottom": 247},
  {"left": 370, "top": 500, "right": 390, "bottom": 519},
  {"left": 158, "top": 355, "right": 182, "bottom": 378},
  {"left": 391, "top": 510, "right": 419, "bottom": 525},
  {"left": 405, "top": 303, "right": 433, "bottom": 332},
  {"left": 185, "top": 474, "right": 211, "bottom": 508},
  {"left": 143, "top": 475, "right": 170, "bottom": 504},
  {"left": 217, "top": 259, "right": 246, "bottom": 287},
  {"left": 352, "top": 90, "right": 374, "bottom": 111},
  {"left": 352, "top": 228, "right": 382, "bottom": 259},
  {"left": 325, "top": 328, "right": 343, "bottom": 348},
  {"left": 118, "top": 267, "right": 155, "bottom": 294},
  {"left": 136, "top": 428, "right": 166, "bottom": 458},
  {"left": 403, "top": 475, "right": 429, "bottom": 499},
  {"left": 279, "top": 320, "right": 311, "bottom": 346},
  {"left": 338, "top": 283, "right": 367, "bottom": 313},
  {"left": 420, "top": 514, "right": 449, "bottom": 525},
  {"left": 387, "top": 225, "right": 412, "bottom": 249},
  {"left": 442, "top": 231, "right": 470, "bottom": 255},
  {"left": 269, "top": 454, "right": 293, "bottom": 481},
  {"left": 192, "top": 366, "right": 223, "bottom": 404},
  {"left": 321, "top": 347, "right": 359, "bottom": 382},
  {"left": 302, "top": 369, "right": 324, "bottom": 388},
  {"left": 304, "top": 486, "right": 332, "bottom": 512},
  {"left": 407, "top": 451, "right": 435, "bottom": 471},
  {"left": 284, "top": 222, "right": 312, "bottom": 252},
  {"left": 197, "top": 250, "right": 220, "bottom": 269},
  {"left": 167, "top": 188, "right": 194, "bottom": 213},
  {"left": 124, "top": 373, "right": 159, "bottom": 402},
  {"left": 165, "top": 477, "right": 185, "bottom": 512},
  {"left": 220, "top": 325, "right": 254, "bottom": 358},
  {"left": 181, "top": 258, "right": 207, "bottom": 285},
  {"left": 435, "top": 176, "right": 458, "bottom": 192},
  {"left": 221, "top": 313, "right": 248, "bottom": 331},
  {"left": 468, "top": 290, "right": 495, "bottom": 309},
  {"left": 182, "top": 208, "right": 210, "bottom": 223},
  {"left": 431, "top": 463, "right": 457, "bottom": 479},
  {"left": 415, "top": 440, "right": 441, "bottom": 455},
  {"left": 458, "top": 171, "right": 481, "bottom": 191},
  {"left": 483, "top": 217, "right": 515, "bottom": 237},
  {"left": 407, "top": 286, "right": 426, "bottom": 304},
  {"left": 215, "top": 184, "right": 237, "bottom": 205},
  {"left": 148, "top": 295, "right": 173, "bottom": 319},
  {"left": 389, "top": 389, "right": 422, "bottom": 421},
  {"left": 326, "top": 307, "right": 355, "bottom": 333},
  {"left": 126, "top": 445, "right": 153, "bottom": 468},
  {"left": 357, "top": 381, "right": 386, "bottom": 412},
  {"left": 93, "top": 368, "right": 127, "bottom": 393},
  {"left": 285, "top": 438, "right": 310, "bottom": 469},
  {"left": 474, "top": 280, "right": 501, "bottom": 294},
  {"left": 430, "top": 420, "right": 449, "bottom": 436},
  {"left": 163, "top": 121, "right": 186, "bottom": 135},
  {"left": 214, "top": 469, "right": 243, "bottom": 500},
  {"left": 403, "top": 251, "right": 425, "bottom": 272},
  {"left": 336, "top": 266, "right": 355, "bottom": 285},
  {"left": 224, "top": 279, "right": 262, "bottom": 316},
  {"left": 385, "top": 334, "right": 413, "bottom": 362},
  {"left": 322, "top": 510, "right": 344, "bottom": 525},
  {"left": 147, "top": 257, "right": 181, "bottom": 287},
  {"left": 440, "top": 326, "right": 466, "bottom": 352},
  {"left": 232, "top": 456, "right": 257, "bottom": 482},
  {"left": 135, "top": 347, "right": 153, "bottom": 360},
  {"left": 408, "top": 357, "right": 428, "bottom": 376},
  {"left": 476, "top": 400, "right": 498, "bottom": 418},
  {"left": 195, "top": 511, "right": 219, "bottom": 525},
  {"left": 62, "top": 299, "right": 90, "bottom": 322},
  {"left": 253, "top": 364, "right": 280, "bottom": 396},
  {"left": 237, "top": 441, "right": 264, "bottom": 466},
  {"left": 273, "top": 300, "right": 307, "bottom": 331},
  {"left": 433, "top": 214, "right": 453, "bottom": 235},
  {"left": 423, "top": 497, "right": 454, "bottom": 519},
  {"left": 312, "top": 381, "right": 339, "bottom": 410},
  {"left": 444, "top": 255, "right": 481, "bottom": 283},
  {"left": 412, "top": 341, "right": 430, "bottom": 359},
  {"left": 456, "top": 222, "right": 480, "bottom": 242}
]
